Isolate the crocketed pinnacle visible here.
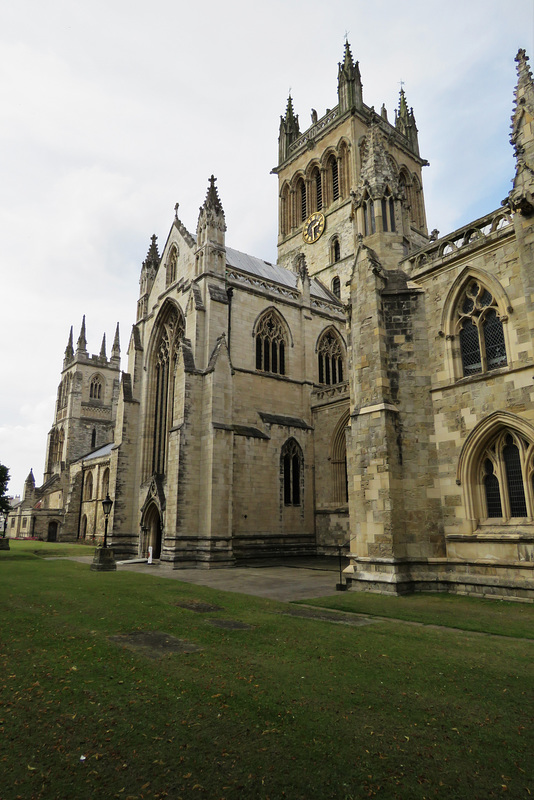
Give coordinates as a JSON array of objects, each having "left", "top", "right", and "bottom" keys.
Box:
[
  {"left": 201, "top": 175, "right": 224, "bottom": 215},
  {"left": 143, "top": 234, "right": 160, "bottom": 271},
  {"left": 64, "top": 326, "right": 74, "bottom": 361},
  {"left": 76, "top": 315, "right": 87, "bottom": 353}
]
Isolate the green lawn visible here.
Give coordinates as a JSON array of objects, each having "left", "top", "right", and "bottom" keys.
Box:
[{"left": 1, "top": 541, "right": 533, "bottom": 800}]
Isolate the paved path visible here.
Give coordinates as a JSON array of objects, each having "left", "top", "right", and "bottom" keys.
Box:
[{"left": 117, "top": 561, "right": 345, "bottom": 602}]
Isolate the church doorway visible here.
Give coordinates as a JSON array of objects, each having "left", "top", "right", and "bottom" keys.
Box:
[
  {"left": 47, "top": 521, "right": 58, "bottom": 542},
  {"left": 142, "top": 504, "right": 162, "bottom": 560}
]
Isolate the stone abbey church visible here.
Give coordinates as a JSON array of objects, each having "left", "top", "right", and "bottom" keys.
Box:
[{"left": 12, "top": 44, "right": 534, "bottom": 600}]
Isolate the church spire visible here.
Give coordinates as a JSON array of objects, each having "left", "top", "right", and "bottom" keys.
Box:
[
  {"left": 509, "top": 49, "right": 534, "bottom": 214},
  {"left": 353, "top": 121, "right": 400, "bottom": 204},
  {"left": 337, "top": 39, "right": 362, "bottom": 112},
  {"left": 99, "top": 333, "right": 107, "bottom": 359},
  {"left": 63, "top": 326, "right": 74, "bottom": 367},
  {"left": 278, "top": 93, "right": 301, "bottom": 163},
  {"left": 76, "top": 316, "right": 87, "bottom": 356}
]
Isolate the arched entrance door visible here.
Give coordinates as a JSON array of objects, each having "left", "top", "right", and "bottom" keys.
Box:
[
  {"left": 143, "top": 504, "right": 162, "bottom": 560},
  {"left": 47, "top": 521, "right": 58, "bottom": 542}
]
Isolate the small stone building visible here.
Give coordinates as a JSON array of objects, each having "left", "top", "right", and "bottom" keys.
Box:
[{"left": 16, "top": 44, "right": 534, "bottom": 600}]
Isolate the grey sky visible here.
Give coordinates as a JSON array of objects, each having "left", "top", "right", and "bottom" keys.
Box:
[{"left": 1, "top": 0, "right": 533, "bottom": 495}]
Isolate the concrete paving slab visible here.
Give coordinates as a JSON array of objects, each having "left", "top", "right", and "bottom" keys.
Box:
[{"left": 117, "top": 562, "right": 344, "bottom": 602}]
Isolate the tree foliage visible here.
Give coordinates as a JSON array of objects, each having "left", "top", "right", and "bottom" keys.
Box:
[{"left": 0, "top": 463, "right": 11, "bottom": 513}]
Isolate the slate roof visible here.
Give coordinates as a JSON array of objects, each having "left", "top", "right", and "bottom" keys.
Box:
[{"left": 225, "top": 246, "right": 338, "bottom": 304}]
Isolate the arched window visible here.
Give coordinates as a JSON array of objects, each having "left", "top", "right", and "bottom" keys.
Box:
[
  {"left": 280, "top": 183, "right": 290, "bottom": 236},
  {"left": 281, "top": 438, "right": 303, "bottom": 506},
  {"left": 295, "top": 177, "right": 306, "bottom": 224},
  {"left": 84, "top": 472, "right": 93, "bottom": 501},
  {"left": 101, "top": 468, "right": 110, "bottom": 498},
  {"left": 331, "top": 237, "right": 341, "bottom": 263},
  {"left": 327, "top": 154, "right": 339, "bottom": 203},
  {"left": 151, "top": 304, "right": 185, "bottom": 475},
  {"left": 91, "top": 428, "right": 96, "bottom": 449},
  {"left": 332, "top": 276, "right": 341, "bottom": 299},
  {"left": 255, "top": 310, "right": 287, "bottom": 375},
  {"left": 310, "top": 166, "right": 322, "bottom": 211},
  {"left": 363, "top": 195, "right": 375, "bottom": 236},
  {"left": 332, "top": 411, "right": 349, "bottom": 504},
  {"left": 90, "top": 375, "right": 102, "bottom": 400},
  {"left": 338, "top": 141, "right": 350, "bottom": 197},
  {"left": 166, "top": 246, "right": 178, "bottom": 287},
  {"left": 317, "top": 329, "right": 344, "bottom": 385},
  {"left": 457, "top": 282, "right": 507, "bottom": 377},
  {"left": 381, "top": 191, "right": 396, "bottom": 232},
  {"left": 479, "top": 430, "right": 533, "bottom": 519}
]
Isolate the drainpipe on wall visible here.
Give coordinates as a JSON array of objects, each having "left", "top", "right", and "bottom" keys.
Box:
[{"left": 226, "top": 287, "right": 233, "bottom": 357}]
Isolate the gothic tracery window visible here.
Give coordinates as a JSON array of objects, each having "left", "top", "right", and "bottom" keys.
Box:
[
  {"left": 255, "top": 311, "right": 287, "bottom": 375},
  {"left": 282, "top": 438, "right": 303, "bottom": 506},
  {"left": 152, "top": 306, "right": 185, "bottom": 475},
  {"left": 317, "top": 329, "right": 344, "bottom": 385},
  {"left": 90, "top": 375, "right": 102, "bottom": 400},
  {"left": 480, "top": 431, "right": 533, "bottom": 520},
  {"left": 457, "top": 282, "right": 507, "bottom": 377}
]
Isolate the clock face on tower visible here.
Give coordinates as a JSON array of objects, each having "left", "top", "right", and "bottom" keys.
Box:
[{"left": 303, "top": 212, "right": 325, "bottom": 244}]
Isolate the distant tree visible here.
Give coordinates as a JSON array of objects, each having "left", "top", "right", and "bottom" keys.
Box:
[{"left": 0, "top": 463, "right": 10, "bottom": 514}]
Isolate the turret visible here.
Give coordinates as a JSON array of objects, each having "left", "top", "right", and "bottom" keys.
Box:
[
  {"left": 278, "top": 95, "right": 300, "bottom": 163},
  {"left": 195, "top": 176, "right": 226, "bottom": 275},
  {"left": 394, "top": 87, "right": 420, "bottom": 156},
  {"left": 508, "top": 49, "right": 534, "bottom": 215},
  {"left": 23, "top": 469, "right": 35, "bottom": 503},
  {"left": 337, "top": 40, "right": 363, "bottom": 112}
]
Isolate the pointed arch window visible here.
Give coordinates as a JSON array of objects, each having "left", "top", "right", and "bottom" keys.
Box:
[
  {"left": 91, "top": 428, "right": 96, "bottom": 449},
  {"left": 282, "top": 438, "right": 303, "bottom": 506},
  {"left": 479, "top": 431, "right": 533, "bottom": 520},
  {"left": 84, "top": 471, "right": 93, "bottom": 501},
  {"left": 255, "top": 311, "right": 287, "bottom": 375},
  {"left": 310, "top": 166, "right": 322, "bottom": 211},
  {"left": 317, "top": 329, "right": 344, "bottom": 385},
  {"left": 101, "top": 468, "right": 110, "bottom": 499},
  {"left": 166, "top": 246, "right": 178, "bottom": 287},
  {"left": 327, "top": 155, "right": 339, "bottom": 203},
  {"left": 151, "top": 306, "right": 185, "bottom": 475},
  {"left": 331, "top": 237, "right": 341, "bottom": 264},
  {"left": 338, "top": 142, "right": 350, "bottom": 198},
  {"left": 363, "top": 196, "right": 375, "bottom": 236},
  {"left": 90, "top": 375, "right": 102, "bottom": 400},
  {"left": 381, "top": 191, "right": 396, "bottom": 232},
  {"left": 332, "top": 276, "right": 341, "bottom": 299},
  {"left": 332, "top": 412, "right": 349, "bottom": 504},
  {"left": 457, "top": 282, "right": 507, "bottom": 377},
  {"left": 295, "top": 177, "right": 307, "bottom": 224},
  {"left": 280, "top": 183, "right": 290, "bottom": 236}
]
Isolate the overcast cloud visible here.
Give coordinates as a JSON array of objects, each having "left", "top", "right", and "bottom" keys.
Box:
[{"left": 1, "top": 0, "right": 533, "bottom": 495}]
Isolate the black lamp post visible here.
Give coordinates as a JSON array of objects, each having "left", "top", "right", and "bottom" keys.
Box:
[{"left": 102, "top": 494, "right": 113, "bottom": 549}]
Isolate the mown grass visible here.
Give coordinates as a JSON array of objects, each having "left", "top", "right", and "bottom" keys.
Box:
[
  {"left": 300, "top": 590, "right": 534, "bottom": 639},
  {"left": 0, "top": 539, "right": 95, "bottom": 560},
  {"left": 0, "top": 541, "right": 533, "bottom": 800}
]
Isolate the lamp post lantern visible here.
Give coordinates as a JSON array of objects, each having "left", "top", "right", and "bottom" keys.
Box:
[
  {"left": 102, "top": 493, "right": 113, "bottom": 548},
  {"left": 90, "top": 494, "right": 116, "bottom": 572}
]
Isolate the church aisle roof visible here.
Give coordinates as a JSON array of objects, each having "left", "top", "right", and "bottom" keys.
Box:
[{"left": 225, "top": 246, "right": 336, "bottom": 303}]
